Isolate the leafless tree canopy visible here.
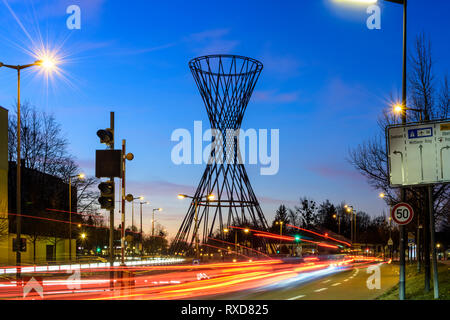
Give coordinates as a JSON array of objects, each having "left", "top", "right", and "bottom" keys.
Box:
[
  {"left": 8, "top": 102, "right": 100, "bottom": 215},
  {"left": 348, "top": 34, "right": 450, "bottom": 229}
]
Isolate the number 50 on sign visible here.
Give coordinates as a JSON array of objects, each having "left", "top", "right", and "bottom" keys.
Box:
[{"left": 391, "top": 203, "right": 414, "bottom": 225}]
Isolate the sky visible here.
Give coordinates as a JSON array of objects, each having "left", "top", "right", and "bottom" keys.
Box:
[{"left": 0, "top": 0, "right": 449, "bottom": 239}]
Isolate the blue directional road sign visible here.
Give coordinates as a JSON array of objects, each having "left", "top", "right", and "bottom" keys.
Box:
[{"left": 408, "top": 127, "right": 433, "bottom": 139}]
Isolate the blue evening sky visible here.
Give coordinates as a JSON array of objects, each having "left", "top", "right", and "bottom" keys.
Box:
[{"left": 0, "top": 0, "right": 449, "bottom": 238}]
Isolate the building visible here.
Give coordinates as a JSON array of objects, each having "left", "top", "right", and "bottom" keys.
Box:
[{"left": 0, "top": 106, "right": 77, "bottom": 265}]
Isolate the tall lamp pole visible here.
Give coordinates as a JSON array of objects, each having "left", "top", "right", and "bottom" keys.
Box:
[
  {"left": 0, "top": 58, "right": 56, "bottom": 280},
  {"left": 333, "top": 0, "right": 408, "bottom": 300},
  {"left": 152, "top": 207, "right": 163, "bottom": 237},
  {"left": 139, "top": 201, "right": 150, "bottom": 255},
  {"left": 68, "top": 173, "right": 85, "bottom": 262},
  {"left": 178, "top": 193, "right": 214, "bottom": 261}
]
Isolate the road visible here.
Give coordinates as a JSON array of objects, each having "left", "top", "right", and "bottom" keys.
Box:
[
  {"left": 206, "top": 262, "right": 399, "bottom": 300},
  {"left": 0, "top": 256, "right": 399, "bottom": 300}
]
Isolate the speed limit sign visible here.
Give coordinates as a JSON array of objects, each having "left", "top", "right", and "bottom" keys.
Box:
[{"left": 391, "top": 202, "right": 414, "bottom": 225}]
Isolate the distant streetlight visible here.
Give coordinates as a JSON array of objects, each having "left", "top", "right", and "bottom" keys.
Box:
[
  {"left": 1, "top": 56, "right": 58, "bottom": 273},
  {"left": 333, "top": 213, "right": 341, "bottom": 234},
  {"left": 275, "top": 221, "right": 284, "bottom": 253},
  {"left": 177, "top": 193, "right": 214, "bottom": 260},
  {"left": 379, "top": 192, "right": 385, "bottom": 198},
  {"left": 126, "top": 195, "right": 144, "bottom": 256},
  {"left": 344, "top": 205, "right": 356, "bottom": 243},
  {"left": 80, "top": 233, "right": 86, "bottom": 240},
  {"left": 152, "top": 207, "right": 163, "bottom": 237},
  {"left": 139, "top": 200, "right": 150, "bottom": 256},
  {"left": 68, "top": 173, "right": 85, "bottom": 262}
]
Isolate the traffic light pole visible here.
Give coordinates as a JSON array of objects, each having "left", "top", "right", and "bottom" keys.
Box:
[
  {"left": 121, "top": 139, "right": 126, "bottom": 266},
  {"left": 109, "top": 112, "right": 115, "bottom": 289}
]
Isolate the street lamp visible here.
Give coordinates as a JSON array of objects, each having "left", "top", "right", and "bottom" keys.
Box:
[
  {"left": 275, "top": 221, "right": 284, "bottom": 253},
  {"left": 0, "top": 57, "right": 57, "bottom": 274},
  {"left": 152, "top": 207, "right": 163, "bottom": 237},
  {"left": 335, "top": 1, "right": 409, "bottom": 299},
  {"left": 393, "top": 103, "right": 423, "bottom": 121},
  {"left": 68, "top": 173, "right": 85, "bottom": 262},
  {"left": 125, "top": 194, "right": 143, "bottom": 257},
  {"left": 139, "top": 201, "right": 150, "bottom": 256},
  {"left": 344, "top": 205, "right": 356, "bottom": 243},
  {"left": 177, "top": 193, "right": 214, "bottom": 260},
  {"left": 333, "top": 213, "right": 341, "bottom": 235},
  {"left": 224, "top": 227, "right": 249, "bottom": 260}
]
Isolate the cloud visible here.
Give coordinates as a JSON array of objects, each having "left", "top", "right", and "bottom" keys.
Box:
[
  {"left": 307, "top": 163, "right": 364, "bottom": 181},
  {"left": 127, "top": 180, "right": 196, "bottom": 198},
  {"left": 261, "top": 53, "right": 303, "bottom": 78},
  {"left": 184, "top": 28, "right": 240, "bottom": 56},
  {"left": 253, "top": 90, "right": 300, "bottom": 103}
]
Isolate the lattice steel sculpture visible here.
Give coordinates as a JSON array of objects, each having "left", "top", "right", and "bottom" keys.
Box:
[{"left": 171, "top": 55, "right": 271, "bottom": 255}]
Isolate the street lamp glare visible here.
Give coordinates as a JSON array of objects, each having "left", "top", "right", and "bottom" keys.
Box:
[
  {"left": 36, "top": 56, "right": 56, "bottom": 71},
  {"left": 177, "top": 194, "right": 186, "bottom": 199},
  {"left": 207, "top": 194, "right": 215, "bottom": 201},
  {"left": 394, "top": 104, "right": 403, "bottom": 114},
  {"left": 158, "top": 208, "right": 162, "bottom": 211},
  {"left": 78, "top": 173, "right": 85, "bottom": 179}
]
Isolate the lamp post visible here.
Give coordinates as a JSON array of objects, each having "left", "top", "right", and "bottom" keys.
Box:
[
  {"left": 0, "top": 58, "right": 57, "bottom": 279},
  {"left": 178, "top": 193, "right": 214, "bottom": 261},
  {"left": 126, "top": 195, "right": 143, "bottom": 258},
  {"left": 344, "top": 205, "right": 355, "bottom": 243},
  {"left": 334, "top": 0, "right": 409, "bottom": 301},
  {"left": 333, "top": 213, "right": 341, "bottom": 235},
  {"left": 152, "top": 207, "right": 163, "bottom": 237},
  {"left": 68, "top": 173, "right": 85, "bottom": 262},
  {"left": 139, "top": 201, "right": 150, "bottom": 256},
  {"left": 275, "top": 221, "right": 284, "bottom": 253}
]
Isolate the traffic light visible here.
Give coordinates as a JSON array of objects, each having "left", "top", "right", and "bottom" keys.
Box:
[
  {"left": 96, "top": 247, "right": 101, "bottom": 254},
  {"left": 13, "top": 238, "right": 26, "bottom": 252},
  {"left": 97, "top": 128, "right": 113, "bottom": 147},
  {"left": 294, "top": 235, "right": 301, "bottom": 242},
  {"left": 98, "top": 180, "right": 114, "bottom": 210}
]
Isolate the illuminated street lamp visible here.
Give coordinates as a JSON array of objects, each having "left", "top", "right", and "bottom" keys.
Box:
[
  {"left": 333, "top": 213, "right": 341, "bottom": 234},
  {"left": 344, "top": 205, "right": 356, "bottom": 243},
  {"left": 139, "top": 200, "right": 150, "bottom": 256},
  {"left": 334, "top": 1, "right": 409, "bottom": 300},
  {"left": 393, "top": 103, "right": 423, "bottom": 121},
  {"left": 177, "top": 193, "right": 214, "bottom": 260},
  {"left": 68, "top": 173, "right": 85, "bottom": 262},
  {"left": 275, "top": 221, "right": 284, "bottom": 253},
  {"left": 152, "top": 207, "right": 163, "bottom": 237},
  {"left": 0, "top": 56, "right": 58, "bottom": 275}
]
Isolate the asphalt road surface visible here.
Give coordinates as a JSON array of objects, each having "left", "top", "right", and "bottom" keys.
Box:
[{"left": 204, "top": 263, "right": 399, "bottom": 300}]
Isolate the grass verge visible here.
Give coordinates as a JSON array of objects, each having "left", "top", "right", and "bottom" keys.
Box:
[{"left": 377, "top": 262, "right": 450, "bottom": 300}]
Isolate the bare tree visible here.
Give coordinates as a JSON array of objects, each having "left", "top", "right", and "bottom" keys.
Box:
[
  {"left": 0, "top": 218, "right": 8, "bottom": 241},
  {"left": 349, "top": 34, "right": 449, "bottom": 225}
]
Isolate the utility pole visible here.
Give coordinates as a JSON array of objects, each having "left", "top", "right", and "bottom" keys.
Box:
[
  {"left": 109, "top": 112, "right": 115, "bottom": 267},
  {"left": 428, "top": 177, "right": 439, "bottom": 299},
  {"left": 398, "top": 0, "right": 408, "bottom": 301},
  {"left": 121, "top": 139, "right": 126, "bottom": 266}
]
